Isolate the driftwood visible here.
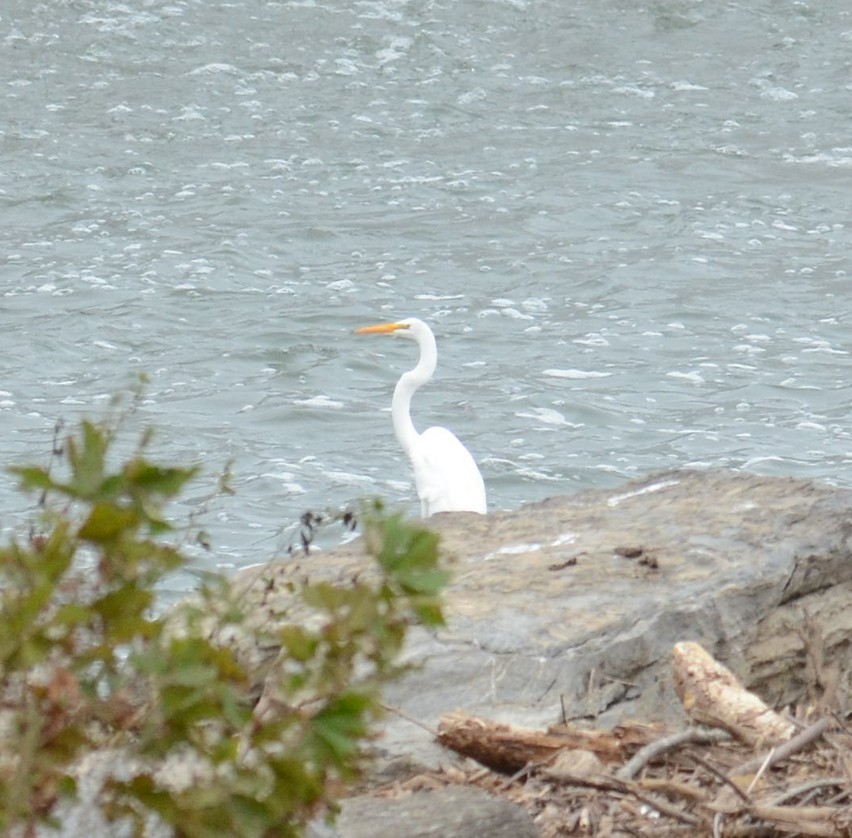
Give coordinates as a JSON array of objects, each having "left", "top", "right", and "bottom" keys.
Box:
[
  {"left": 432, "top": 712, "right": 846, "bottom": 836},
  {"left": 419, "top": 643, "right": 852, "bottom": 836},
  {"left": 436, "top": 711, "right": 661, "bottom": 774},
  {"left": 672, "top": 641, "right": 797, "bottom": 745}
]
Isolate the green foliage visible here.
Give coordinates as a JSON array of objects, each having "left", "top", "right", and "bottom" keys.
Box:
[{"left": 0, "top": 410, "right": 448, "bottom": 837}]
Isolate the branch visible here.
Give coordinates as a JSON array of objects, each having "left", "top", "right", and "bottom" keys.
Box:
[
  {"left": 727, "top": 717, "right": 833, "bottom": 780},
  {"left": 617, "top": 726, "right": 730, "bottom": 780}
]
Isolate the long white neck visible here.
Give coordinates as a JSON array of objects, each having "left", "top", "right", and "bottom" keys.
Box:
[{"left": 392, "top": 326, "right": 437, "bottom": 455}]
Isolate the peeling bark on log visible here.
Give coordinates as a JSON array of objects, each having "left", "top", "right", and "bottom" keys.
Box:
[
  {"left": 436, "top": 710, "right": 660, "bottom": 774},
  {"left": 672, "top": 641, "right": 796, "bottom": 745}
]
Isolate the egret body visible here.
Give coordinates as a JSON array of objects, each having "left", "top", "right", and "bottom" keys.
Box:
[{"left": 355, "top": 318, "right": 487, "bottom": 517}]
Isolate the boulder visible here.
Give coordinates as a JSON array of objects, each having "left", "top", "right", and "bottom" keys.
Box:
[
  {"left": 236, "top": 469, "right": 852, "bottom": 777},
  {"left": 306, "top": 785, "right": 540, "bottom": 838}
]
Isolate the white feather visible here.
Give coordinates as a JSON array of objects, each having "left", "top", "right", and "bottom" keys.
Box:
[{"left": 356, "top": 317, "right": 487, "bottom": 517}]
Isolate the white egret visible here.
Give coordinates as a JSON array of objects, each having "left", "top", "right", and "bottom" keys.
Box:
[{"left": 355, "top": 318, "right": 487, "bottom": 517}]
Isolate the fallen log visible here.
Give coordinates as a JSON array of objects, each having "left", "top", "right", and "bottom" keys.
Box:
[{"left": 435, "top": 711, "right": 659, "bottom": 774}]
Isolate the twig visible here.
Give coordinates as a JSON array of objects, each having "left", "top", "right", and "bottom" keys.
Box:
[
  {"left": 826, "top": 786, "right": 852, "bottom": 806},
  {"left": 620, "top": 780, "right": 701, "bottom": 827},
  {"left": 638, "top": 777, "right": 709, "bottom": 802},
  {"left": 728, "top": 717, "right": 832, "bottom": 779},
  {"left": 747, "top": 803, "right": 840, "bottom": 837},
  {"left": 547, "top": 772, "right": 701, "bottom": 827},
  {"left": 498, "top": 761, "right": 538, "bottom": 791},
  {"left": 618, "top": 726, "right": 731, "bottom": 780},
  {"left": 745, "top": 746, "right": 776, "bottom": 796},
  {"left": 767, "top": 776, "right": 848, "bottom": 806},
  {"left": 380, "top": 702, "right": 437, "bottom": 736},
  {"left": 599, "top": 672, "right": 640, "bottom": 690},
  {"left": 686, "top": 751, "right": 751, "bottom": 804}
]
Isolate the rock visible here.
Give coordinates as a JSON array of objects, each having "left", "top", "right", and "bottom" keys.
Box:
[
  {"left": 306, "top": 785, "right": 540, "bottom": 838},
  {"left": 235, "top": 469, "right": 852, "bottom": 776}
]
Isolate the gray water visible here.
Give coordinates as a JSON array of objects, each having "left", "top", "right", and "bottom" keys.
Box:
[{"left": 3, "top": 0, "right": 852, "bottom": 595}]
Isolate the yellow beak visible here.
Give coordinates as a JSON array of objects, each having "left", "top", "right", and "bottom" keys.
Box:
[{"left": 354, "top": 322, "right": 410, "bottom": 335}]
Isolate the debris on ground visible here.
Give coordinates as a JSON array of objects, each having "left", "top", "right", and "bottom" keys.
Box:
[{"left": 372, "top": 641, "right": 852, "bottom": 836}]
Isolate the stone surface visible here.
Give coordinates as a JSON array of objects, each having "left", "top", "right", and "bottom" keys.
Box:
[
  {"left": 307, "top": 786, "right": 540, "bottom": 838},
  {"left": 235, "top": 469, "right": 852, "bottom": 774}
]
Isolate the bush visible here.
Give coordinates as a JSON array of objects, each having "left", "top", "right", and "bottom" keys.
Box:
[{"left": 0, "top": 409, "right": 448, "bottom": 837}]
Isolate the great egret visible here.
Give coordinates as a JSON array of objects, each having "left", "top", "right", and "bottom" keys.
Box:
[{"left": 355, "top": 317, "right": 487, "bottom": 517}]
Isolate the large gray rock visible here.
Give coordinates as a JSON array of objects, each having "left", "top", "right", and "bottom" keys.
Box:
[
  {"left": 307, "top": 786, "right": 540, "bottom": 838},
  {"left": 238, "top": 469, "right": 852, "bottom": 774}
]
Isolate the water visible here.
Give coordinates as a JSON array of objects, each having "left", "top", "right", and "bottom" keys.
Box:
[{"left": 3, "top": 0, "right": 852, "bottom": 595}]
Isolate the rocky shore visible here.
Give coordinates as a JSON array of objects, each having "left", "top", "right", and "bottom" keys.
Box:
[
  {"left": 49, "top": 469, "right": 852, "bottom": 836},
  {"left": 240, "top": 469, "right": 852, "bottom": 751},
  {"left": 230, "top": 468, "right": 852, "bottom": 837}
]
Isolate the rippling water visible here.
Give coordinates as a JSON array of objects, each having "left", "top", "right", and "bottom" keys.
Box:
[{"left": 3, "top": 0, "right": 852, "bottom": 594}]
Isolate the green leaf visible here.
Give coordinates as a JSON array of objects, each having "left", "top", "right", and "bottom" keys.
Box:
[
  {"left": 301, "top": 581, "right": 347, "bottom": 612},
  {"left": 67, "top": 420, "right": 109, "bottom": 498},
  {"left": 406, "top": 599, "right": 446, "bottom": 628},
  {"left": 307, "top": 692, "right": 372, "bottom": 769},
  {"left": 396, "top": 567, "right": 451, "bottom": 598},
  {"left": 51, "top": 602, "right": 91, "bottom": 628},
  {"left": 8, "top": 465, "right": 56, "bottom": 493},
  {"left": 124, "top": 460, "right": 199, "bottom": 498},
  {"left": 279, "top": 625, "right": 318, "bottom": 663},
  {"left": 92, "top": 586, "right": 155, "bottom": 641},
  {"left": 79, "top": 503, "right": 139, "bottom": 543}
]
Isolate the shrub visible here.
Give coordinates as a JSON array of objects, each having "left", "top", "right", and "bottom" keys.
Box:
[{"left": 0, "top": 409, "right": 448, "bottom": 837}]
